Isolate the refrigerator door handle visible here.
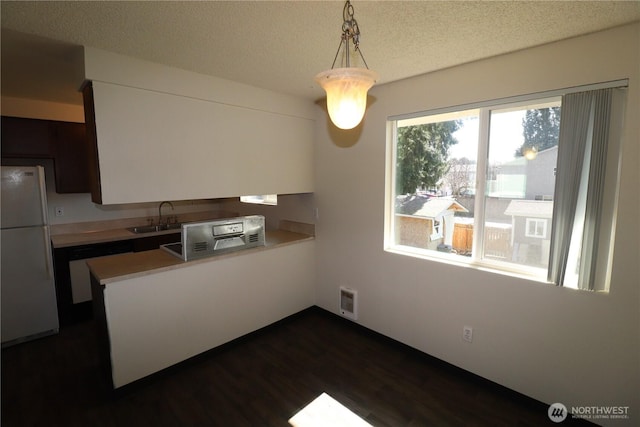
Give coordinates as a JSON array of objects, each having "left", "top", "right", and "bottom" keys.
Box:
[
  {"left": 42, "top": 227, "right": 53, "bottom": 279},
  {"left": 37, "top": 168, "right": 49, "bottom": 223}
]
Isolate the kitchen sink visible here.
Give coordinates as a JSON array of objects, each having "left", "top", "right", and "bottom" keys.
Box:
[{"left": 127, "top": 223, "right": 182, "bottom": 234}]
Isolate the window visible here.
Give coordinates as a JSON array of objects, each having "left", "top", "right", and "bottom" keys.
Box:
[
  {"left": 240, "top": 194, "right": 278, "bottom": 205},
  {"left": 386, "top": 83, "right": 626, "bottom": 292},
  {"left": 525, "top": 218, "right": 547, "bottom": 238},
  {"left": 432, "top": 219, "right": 442, "bottom": 239}
]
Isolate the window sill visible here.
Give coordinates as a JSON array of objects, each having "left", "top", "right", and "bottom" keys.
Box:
[{"left": 384, "top": 245, "right": 551, "bottom": 285}]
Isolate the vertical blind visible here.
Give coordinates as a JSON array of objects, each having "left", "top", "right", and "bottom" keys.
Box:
[{"left": 548, "top": 88, "right": 613, "bottom": 290}]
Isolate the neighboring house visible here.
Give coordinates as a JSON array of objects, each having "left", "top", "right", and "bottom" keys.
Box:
[
  {"left": 504, "top": 199, "right": 554, "bottom": 267},
  {"left": 444, "top": 146, "right": 557, "bottom": 200},
  {"left": 490, "top": 146, "right": 557, "bottom": 200},
  {"left": 395, "top": 196, "right": 468, "bottom": 251},
  {"left": 447, "top": 147, "right": 557, "bottom": 261}
]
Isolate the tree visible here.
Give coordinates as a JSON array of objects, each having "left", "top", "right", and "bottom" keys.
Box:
[
  {"left": 396, "top": 121, "right": 460, "bottom": 194},
  {"left": 443, "top": 157, "right": 474, "bottom": 196},
  {"left": 515, "top": 106, "right": 561, "bottom": 157}
]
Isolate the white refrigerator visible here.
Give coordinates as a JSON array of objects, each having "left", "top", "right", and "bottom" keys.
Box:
[{"left": 1, "top": 165, "right": 59, "bottom": 346}]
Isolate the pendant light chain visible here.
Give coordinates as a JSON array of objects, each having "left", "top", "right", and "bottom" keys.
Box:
[
  {"left": 315, "top": 0, "right": 378, "bottom": 129},
  {"left": 330, "top": 0, "right": 370, "bottom": 70}
]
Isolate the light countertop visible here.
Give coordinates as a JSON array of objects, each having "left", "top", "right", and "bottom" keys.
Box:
[{"left": 87, "top": 229, "right": 313, "bottom": 285}]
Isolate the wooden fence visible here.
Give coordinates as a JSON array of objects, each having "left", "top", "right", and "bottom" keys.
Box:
[{"left": 453, "top": 223, "right": 512, "bottom": 259}]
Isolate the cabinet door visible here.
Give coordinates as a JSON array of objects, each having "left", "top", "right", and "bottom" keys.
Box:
[
  {"left": 1, "top": 116, "right": 53, "bottom": 158},
  {"left": 1, "top": 116, "right": 91, "bottom": 194},
  {"left": 51, "top": 121, "right": 91, "bottom": 193}
]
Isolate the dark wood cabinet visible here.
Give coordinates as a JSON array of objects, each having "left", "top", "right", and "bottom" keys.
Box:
[
  {"left": 51, "top": 121, "right": 91, "bottom": 193},
  {"left": 1, "top": 116, "right": 52, "bottom": 158},
  {"left": 1, "top": 115, "right": 91, "bottom": 193}
]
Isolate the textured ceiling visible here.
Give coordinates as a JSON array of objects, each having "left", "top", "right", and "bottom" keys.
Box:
[{"left": 2, "top": 1, "right": 639, "bottom": 105}]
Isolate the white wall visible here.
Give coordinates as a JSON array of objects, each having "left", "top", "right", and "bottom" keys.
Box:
[{"left": 314, "top": 23, "right": 639, "bottom": 425}]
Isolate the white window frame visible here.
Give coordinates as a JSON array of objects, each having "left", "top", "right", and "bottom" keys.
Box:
[{"left": 384, "top": 80, "right": 627, "bottom": 286}]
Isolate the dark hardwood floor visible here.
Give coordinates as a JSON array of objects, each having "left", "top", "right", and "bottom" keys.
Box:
[{"left": 2, "top": 307, "right": 593, "bottom": 426}]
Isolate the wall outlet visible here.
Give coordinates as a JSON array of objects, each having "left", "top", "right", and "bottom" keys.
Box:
[
  {"left": 463, "top": 326, "right": 473, "bottom": 343},
  {"left": 55, "top": 206, "right": 64, "bottom": 217}
]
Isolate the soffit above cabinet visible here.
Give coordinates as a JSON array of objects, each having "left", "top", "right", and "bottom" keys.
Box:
[{"left": 83, "top": 47, "right": 316, "bottom": 121}]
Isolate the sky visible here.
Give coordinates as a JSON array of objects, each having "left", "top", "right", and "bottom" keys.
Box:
[{"left": 449, "top": 110, "right": 526, "bottom": 164}]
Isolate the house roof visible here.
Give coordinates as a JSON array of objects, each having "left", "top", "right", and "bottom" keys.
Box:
[
  {"left": 398, "top": 196, "right": 468, "bottom": 219},
  {"left": 396, "top": 194, "right": 431, "bottom": 215},
  {"left": 504, "top": 200, "right": 553, "bottom": 218}
]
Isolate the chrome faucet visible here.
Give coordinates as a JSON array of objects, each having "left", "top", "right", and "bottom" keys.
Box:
[{"left": 158, "top": 201, "right": 174, "bottom": 226}]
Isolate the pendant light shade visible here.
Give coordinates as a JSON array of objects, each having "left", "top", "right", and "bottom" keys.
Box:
[
  {"left": 316, "top": 67, "right": 378, "bottom": 130},
  {"left": 316, "top": 0, "right": 377, "bottom": 130}
]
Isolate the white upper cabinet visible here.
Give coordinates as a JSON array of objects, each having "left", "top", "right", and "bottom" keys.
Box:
[{"left": 83, "top": 48, "right": 315, "bottom": 204}]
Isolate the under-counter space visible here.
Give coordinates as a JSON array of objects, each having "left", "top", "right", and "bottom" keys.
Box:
[{"left": 87, "top": 229, "right": 313, "bottom": 285}]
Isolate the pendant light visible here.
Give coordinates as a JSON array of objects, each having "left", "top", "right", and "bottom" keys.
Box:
[{"left": 315, "top": 0, "right": 378, "bottom": 130}]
